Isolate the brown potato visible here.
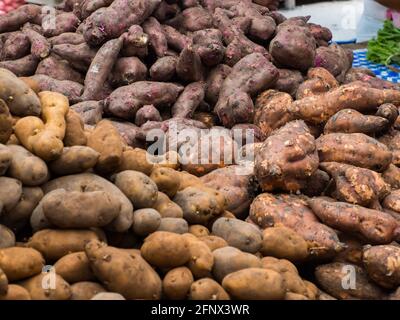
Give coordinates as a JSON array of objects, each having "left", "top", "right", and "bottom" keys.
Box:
[
  {"left": 64, "top": 110, "right": 87, "bottom": 146},
  {"left": 150, "top": 167, "right": 181, "bottom": 198},
  {"left": 0, "top": 266, "right": 7, "bottom": 295},
  {"left": 163, "top": 267, "right": 194, "bottom": 300},
  {"left": 222, "top": 268, "right": 286, "bottom": 300},
  {"left": 153, "top": 191, "right": 183, "bottom": 218},
  {"left": 0, "top": 177, "right": 22, "bottom": 212},
  {"left": 189, "top": 225, "right": 210, "bottom": 237},
  {"left": 0, "top": 99, "right": 13, "bottom": 144},
  {"left": 70, "top": 281, "right": 106, "bottom": 300},
  {"left": 141, "top": 231, "right": 190, "bottom": 268},
  {"left": 85, "top": 240, "right": 162, "bottom": 300},
  {"left": 260, "top": 226, "right": 309, "bottom": 262},
  {"left": 0, "top": 224, "right": 15, "bottom": 248},
  {"left": 19, "top": 273, "right": 71, "bottom": 300},
  {"left": 54, "top": 252, "right": 95, "bottom": 284},
  {"left": 49, "top": 146, "right": 99, "bottom": 175},
  {"left": 0, "top": 247, "right": 44, "bottom": 281},
  {"left": 182, "top": 234, "right": 214, "bottom": 279},
  {"left": 0, "top": 144, "right": 12, "bottom": 175},
  {"left": 199, "top": 236, "right": 228, "bottom": 252},
  {"left": 0, "top": 284, "right": 31, "bottom": 300},
  {"left": 132, "top": 208, "right": 162, "bottom": 237},
  {"left": 157, "top": 218, "right": 189, "bottom": 234},
  {"left": 117, "top": 148, "right": 154, "bottom": 175},
  {"left": 189, "top": 278, "right": 230, "bottom": 300}
]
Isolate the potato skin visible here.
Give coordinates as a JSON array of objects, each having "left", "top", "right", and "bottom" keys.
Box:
[
  {"left": 150, "top": 167, "right": 181, "bottom": 198},
  {"left": 222, "top": 268, "right": 286, "bottom": 300},
  {"left": 64, "top": 110, "right": 87, "bottom": 147},
  {"left": 141, "top": 231, "right": 190, "bottom": 268},
  {"left": 199, "top": 236, "right": 228, "bottom": 252},
  {"left": 212, "top": 218, "right": 262, "bottom": 253},
  {"left": 255, "top": 120, "right": 319, "bottom": 192},
  {"left": 0, "top": 284, "right": 31, "bottom": 300},
  {"left": 212, "top": 246, "right": 261, "bottom": 282},
  {"left": 0, "top": 177, "right": 22, "bottom": 212},
  {"left": 19, "top": 273, "right": 71, "bottom": 300},
  {"left": 189, "top": 278, "right": 230, "bottom": 300},
  {"left": 0, "top": 247, "right": 44, "bottom": 281},
  {"left": 85, "top": 240, "right": 162, "bottom": 300},
  {"left": 54, "top": 252, "right": 95, "bottom": 284},
  {"left": 132, "top": 208, "right": 162, "bottom": 237},
  {"left": 153, "top": 191, "right": 183, "bottom": 218},
  {"left": 163, "top": 267, "right": 194, "bottom": 300},
  {"left": 260, "top": 227, "right": 309, "bottom": 262},
  {"left": 6, "top": 145, "right": 49, "bottom": 186},
  {"left": 70, "top": 281, "right": 106, "bottom": 300},
  {"left": 182, "top": 234, "right": 214, "bottom": 279},
  {"left": 158, "top": 218, "right": 188, "bottom": 234},
  {"left": 362, "top": 245, "right": 400, "bottom": 289},
  {"left": 27, "top": 229, "right": 103, "bottom": 261},
  {"left": 315, "top": 262, "right": 385, "bottom": 300},
  {"left": 317, "top": 133, "right": 392, "bottom": 172},
  {"left": 42, "top": 189, "right": 121, "bottom": 229},
  {"left": 49, "top": 146, "right": 99, "bottom": 175},
  {"left": 118, "top": 148, "right": 154, "bottom": 175},
  {"left": 189, "top": 225, "right": 210, "bottom": 238}
]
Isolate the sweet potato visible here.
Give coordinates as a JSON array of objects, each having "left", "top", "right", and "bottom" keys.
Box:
[
  {"left": 171, "top": 82, "right": 205, "bottom": 118},
  {"left": 378, "top": 129, "right": 400, "bottom": 166},
  {"left": 382, "top": 190, "right": 400, "bottom": 220},
  {"left": 70, "top": 281, "right": 106, "bottom": 300},
  {"left": 49, "top": 146, "right": 99, "bottom": 175},
  {"left": 121, "top": 24, "right": 149, "bottom": 57},
  {"left": 0, "top": 247, "right": 44, "bottom": 281},
  {"left": 108, "top": 120, "right": 144, "bottom": 147},
  {"left": 249, "top": 193, "right": 344, "bottom": 258},
  {"left": 15, "top": 91, "right": 69, "bottom": 161},
  {"left": 132, "top": 208, "right": 161, "bottom": 237},
  {"left": 111, "top": 57, "right": 147, "bottom": 87},
  {"left": 176, "top": 44, "right": 204, "bottom": 83},
  {"left": 345, "top": 67, "right": 400, "bottom": 90},
  {"left": 142, "top": 17, "right": 167, "bottom": 57},
  {"left": 49, "top": 32, "right": 85, "bottom": 45},
  {"left": 28, "top": 75, "right": 83, "bottom": 104},
  {"left": 23, "top": 25, "right": 50, "bottom": 59},
  {"left": 52, "top": 42, "right": 97, "bottom": 72},
  {"left": 0, "top": 68, "right": 41, "bottom": 116},
  {"left": 215, "top": 53, "right": 279, "bottom": 127},
  {"left": 315, "top": 262, "right": 385, "bottom": 300},
  {"left": 0, "top": 54, "right": 39, "bottom": 77},
  {"left": 255, "top": 120, "right": 319, "bottom": 192},
  {"left": 273, "top": 69, "right": 304, "bottom": 97},
  {"left": 163, "top": 266, "right": 193, "bottom": 300},
  {"left": 308, "top": 197, "right": 400, "bottom": 244},
  {"left": 320, "top": 162, "right": 390, "bottom": 207},
  {"left": 314, "top": 44, "right": 352, "bottom": 82},
  {"left": 1, "top": 31, "right": 30, "bottom": 60},
  {"left": 192, "top": 28, "right": 224, "bottom": 67},
  {"left": 82, "top": 0, "right": 161, "bottom": 46},
  {"left": 316, "top": 133, "right": 392, "bottom": 172},
  {"left": 70, "top": 101, "right": 103, "bottom": 125},
  {"left": 104, "top": 81, "right": 183, "bottom": 120},
  {"left": 78, "top": 0, "right": 115, "bottom": 19},
  {"left": 149, "top": 56, "right": 177, "bottom": 82},
  {"left": 54, "top": 252, "right": 95, "bottom": 284},
  {"left": 0, "top": 4, "right": 41, "bottom": 33},
  {"left": 36, "top": 55, "right": 84, "bottom": 84},
  {"left": 167, "top": 6, "right": 212, "bottom": 32},
  {"left": 27, "top": 228, "right": 104, "bottom": 261},
  {"left": 135, "top": 105, "right": 162, "bottom": 126},
  {"left": 42, "top": 12, "right": 80, "bottom": 37},
  {"left": 141, "top": 231, "right": 190, "bottom": 268}
]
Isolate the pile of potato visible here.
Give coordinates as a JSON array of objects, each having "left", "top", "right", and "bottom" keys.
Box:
[{"left": 1, "top": 0, "right": 400, "bottom": 301}]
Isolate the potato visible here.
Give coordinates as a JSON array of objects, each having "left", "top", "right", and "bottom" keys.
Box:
[
  {"left": 132, "top": 208, "right": 162, "bottom": 237},
  {"left": 260, "top": 257, "right": 299, "bottom": 275},
  {"left": 1, "top": 187, "right": 43, "bottom": 231},
  {"left": 189, "top": 225, "right": 210, "bottom": 237},
  {"left": 285, "top": 292, "right": 309, "bottom": 300},
  {"left": 163, "top": 267, "right": 194, "bottom": 300},
  {"left": 0, "top": 68, "right": 41, "bottom": 117},
  {"left": 15, "top": 91, "right": 69, "bottom": 161},
  {"left": 158, "top": 218, "right": 189, "bottom": 234},
  {"left": 85, "top": 240, "right": 162, "bottom": 300},
  {"left": 112, "top": 170, "right": 158, "bottom": 209},
  {"left": 70, "top": 281, "right": 106, "bottom": 300},
  {"left": 64, "top": 110, "right": 87, "bottom": 147},
  {"left": 153, "top": 191, "right": 183, "bottom": 218},
  {"left": 0, "top": 247, "right": 44, "bottom": 281},
  {"left": 6, "top": 145, "right": 49, "bottom": 186},
  {"left": 87, "top": 120, "right": 124, "bottom": 174},
  {"left": 0, "top": 284, "right": 31, "bottom": 300},
  {"left": 0, "top": 99, "right": 13, "bottom": 144},
  {"left": 182, "top": 234, "right": 214, "bottom": 278},
  {"left": 150, "top": 167, "right": 181, "bottom": 198},
  {"left": 0, "top": 177, "right": 22, "bottom": 212},
  {"left": 42, "top": 173, "right": 134, "bottom": 233},
  {"left": 173, "top": 186, "right": 225, "bottom": 225},
  {"left": 49, "top": 146, "right": 99, "bottom": 175},
  {"left": 177, "top": 171, "right": 203, "bottom": 190},
  {"left": 212, "top": 218, "right": 262, "bottom": 253},
  {"left": 189, "top": 278, "right": 230, "bottom": 300},
  {"left": 0, "top": 267, "right": 7, "bottom": 295},
  {"left": 54, "top": 252, "right": 95, "bottom": 284},
  {"left": 222, "top": 268, "right": 286, "bottom": 300},
  {"left": 91, "top": 292, "right": 126, "bottom": 300},
  {"left": 41, "top": 189, "right": 121, "bottom": 229},
  {"left": 0, "top": 144, "right": 12, "bottom": 175},
  {"left": 27, "top": 229, "right": 104, "bottom": 261},
  {"left": 362, "top": 245, "right": 400, "bottom": 289},
  {"left": 0, "top": 225, "right": 15, "bottom": 248},
  {"left": 19, "top": 273, "right": 71, "bottom": 300},
  {"left": 199, "top": 235, "right": 228, "bottom": 252},
  {"left": 315, "top": 262, "right": 385, "bottom": 299},
  {"left": 212, "top": 246, "right": 261, "bottom": 282},
  {"left": 118, "top": 148, "right": 154, "bottom": 175},
  {"left": 260, "top": 226, "right": 309, "bottom": 262}
]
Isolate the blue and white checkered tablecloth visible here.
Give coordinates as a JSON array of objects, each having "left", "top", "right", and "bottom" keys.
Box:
[{"left": 353, "top": 49, "right": 400, "bottom": 83}]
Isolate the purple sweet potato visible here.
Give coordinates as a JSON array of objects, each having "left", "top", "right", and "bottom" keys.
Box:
[
  {"left": 82, "top": 0, "right": 161, "bottom": 46},
  {"left": 162, "top": 25, "right": 191, "bottom": 52},
  {"left": 192, "top": 29, "right": 225, "bottom": 67},
  {"left": 71, "top": 101, "right": 103, "bottom": 125},
  {"left": 149, "top": 56, "right": 177, "bottom": 81},
  {"left": 108, "top": 120, "right": 145, "bottom": 147},
  {"left": 176, "top": 44, "right": 205, "bottom": 82},
  {"left": 0, "top": 4, "right": 41, "bottom": 33},
  {"left": 121, "top": 25, "right": 149, "bottom": 58},
  {"left": 52, "top": 42, "right": 97, "bottom": 72},
  {"left": 166, "top": 6, "right": 213, "bottom": 32},
  {"left": 111, "top": 57, "right": 147, "bottom": 87},
  {"left": 104, "top": 81, "right": 184, "bottom": 120},
  {"left": 171, "top": 82, "right": 205, "bottom": 118},
  {"left": 81, "top": 38, "right": 123, "bottom": 101},
  {"left": 273, "top": 69, "right": 304, "bottom": 97},
  {"left": 1, "top": 32, "right": 30, "bottom": 60},
  {"left": 42, "top": 12, "right": 80, "bottom": 37},
  {"left": 142, "top": 17, "right": 168, "bottom": 57},
  {"left": 135, "top": 105, "right": 162, "bottom": 126},
  {"left": 153, "top": 1, "right": 181, "bottom": 22},
  {"left": 36, "top": 55, "right": 84, "bottom": 84},
  {"left": 214, "top": 53, "right": 279, "bottom": 128},
  {"left": 205, "top": 64, "right": 231, "bottom": 105},
  {"left": 0, "top": 54, "right": 39, "bottom": 76},
  {"left": 48, "top": 32, "right": 85, "bottom": 45},
  {"left": 79, "top": 0, "right": 115, "bottom": 19},
  {"left": 23, "top": 25, "right": 51, "bottom": 59}
]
